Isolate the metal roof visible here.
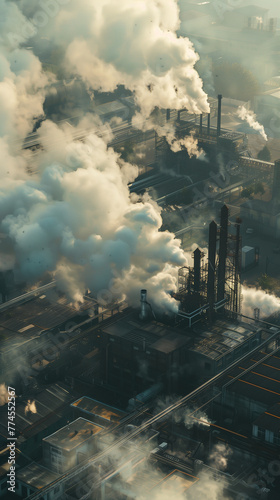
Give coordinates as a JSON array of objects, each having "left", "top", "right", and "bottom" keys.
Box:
[
  {"left": 0, "top": 383, "right": 76, "bottom": 440},
  {"left": 102, "top": 314, "right": 191, "bottom": 354},
  {"left": 17, "top": 462, "right": 60, "bottom": 490},
  {"left": 189, "top": 321, "right": 257, "bottom": 361},
  {"left": 43, "top": 417, "right": 103, "bottom": 452},
  {"left": 71, "top": 397, "right": 127, "bottom": 423}
]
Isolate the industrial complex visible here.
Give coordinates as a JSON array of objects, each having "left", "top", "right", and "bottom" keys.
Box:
[{"left": 1, "top": 1, "right": 280, "bottom": 500}]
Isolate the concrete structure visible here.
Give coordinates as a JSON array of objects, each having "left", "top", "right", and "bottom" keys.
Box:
[{"left": 43, "top": 418, "right": 103, "bottom": 474}]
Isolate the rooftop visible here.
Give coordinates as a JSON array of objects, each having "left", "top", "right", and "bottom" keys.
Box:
[
  {"left": 0, "top": 287, "right": 96, "bottom": 355},
  {"left": 43, "top": 417, "right": 103, "bottom": 452},
  {"left": 17, "top": 462, "right": 60, "bottom": 490},
  {"left": 101, "top": 314, "right": 191, "bottom": 354},
  {"left": 189, "top": 320, "right": 258, "bottom": 361},
  {"left": 0, "top": 383, "right": 76, "bottom": 440},
  {"left": 71, "top": 397, "right": 127, "bottom": 423}
]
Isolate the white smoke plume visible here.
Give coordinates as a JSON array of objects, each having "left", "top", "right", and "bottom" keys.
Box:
[
  {"left": 0, "top": 1, "right": 52, "bottom": 146},
  {"left": 24, "top": 399, "right": 37, "bottom": 415},
  {"left": 132, "top": 112, "right": 205, "bottom": 159},
  {"left": 241, "top": 286, "right": 280, "bottom": 318},
  {"left": 148, "top": 471, "right": 229, "bottom": 500},
  {"left": 153, "top": 395, "right": 212, "bottom": 428},
  {"left": 0, "top": 118, "right": 186, "bottom": 311},
  {"left": 0, "top": 384, "right": 9, "bottom": 406},
  {"left": 15, "top": 0, "right": 209, "bottom": 121},
  {"left": 209, "top": 443, "right": 232, "bottom": 471},
  {"left": 0, "top": 0, "right": 213, "bottom": 310},
  {"left": 237, "top": 106, "right": 267, "bottom": 141}
]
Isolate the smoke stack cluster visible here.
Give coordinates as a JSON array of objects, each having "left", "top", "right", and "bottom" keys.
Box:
[{"left": 217, "top": 94, "right": 222, "bottom": 137}]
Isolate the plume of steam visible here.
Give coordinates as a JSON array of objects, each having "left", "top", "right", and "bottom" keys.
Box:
[
  {"left": 0, "top": 384, "right": 9, "bottom": 406},
  {"left": 185, "top": 410, "right": 211, "bottom": 429},
  {"left": 154, "top": 395, "right": 212, "bottom": 428},
  {"left": 0, "top": 117, "right": 186, "bottom": 312},
  {"left": 132, "top": 111, "right": 205, "bottom": 158},
  {"left": 237, "top": 106, "right": 267, "bottom": 141},
  {"left": 16, "top": 0, "right": 209, "bottom": 122},
  {"left": 0, "top": 1, "right": 52, "bottom": 145},
  {"left": 24, "top": 399, "right": 37, "bottom": 415},
  {"left": 241, "top": 286, "right": 280, "bottom": 318},
  {"left": 209, "top": 443, "right": 232, "bottom": 471}
]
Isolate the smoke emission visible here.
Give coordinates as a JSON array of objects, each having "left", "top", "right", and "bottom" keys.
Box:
[
  {"left": 0, "top": 0, "right": 216, "bottom": 311},
  {"left": 237, "top": 106, "right": 268, "bottom": 141},
  {"left": 16, "top": 0, "right": 209, "bottom": 119},
  {"left": 24, "top": 399, "right": 37, "bottom": 415},
  {"left": 0, "top": 384, "right": 9, "bottom": 406},
  {"left": 242, "top": 286, "right": 280, "bottom": 318}
]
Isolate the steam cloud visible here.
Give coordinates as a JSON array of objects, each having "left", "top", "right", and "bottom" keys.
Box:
[
  {"left": 0, "top": 384, "right": 9, "bottom": 406},
  {"left": 0, "top": 0, "right": 215, "bottom": 310},
  {"left": 24, "top": 399, "right": 37, "bottom": 415},
  {"left": 24, "top": 0, "right": 209, "bottom": 118},
  {"left": 237, "top": 106, "right": 268, "bottom": 141},
  {"left": 242, "top": 286, "right": 280, "bottom": 318}
]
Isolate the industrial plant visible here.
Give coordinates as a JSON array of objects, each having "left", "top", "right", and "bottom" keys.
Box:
[{"left": 1, "top": 1, "right": 280, "bottom": 500}]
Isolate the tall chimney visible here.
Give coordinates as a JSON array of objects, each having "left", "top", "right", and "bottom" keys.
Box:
[
  {"left": 217, "top": 205, "right": 229, "bottom": 303},
  {"left": 207, "top": 113, "right": 211, "bottom": 135},
  {"left": 272, "top": 159, "right": 280, "bottom": 207},
  {"left": 200, "top": 114, "right": 203, "bottom": 135},
  {"left": 139, "top": 289, "right": 148, "bottom": 320},
  {"left": 194, "top": 248, "right": 202, "bottom": 294},
  {"left": 207, "top": 221, "right": 217, "bottom": 312},
  {"left": 217, "top": 94, "right": 222, "bottom": 137},
  {"left": 233, "top": 218, "right": 241, "bottom": 316}
]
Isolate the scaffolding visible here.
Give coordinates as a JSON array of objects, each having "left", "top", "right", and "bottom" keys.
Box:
[{"left": 175, "top": 207, "right": 242, "bottom": 325}]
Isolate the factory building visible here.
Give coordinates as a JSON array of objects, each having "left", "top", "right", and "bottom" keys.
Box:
[
  {"left": 0, "top": 383, "right": 75, "bottom": 460},
  {"left": 99, "top": 311, "right": 192, "bottom": 396},
  {"left": 188, "top": 320, "right": 261, "bottom": 381},
  {"left": 43, "top": 417, "right": 103, "bottom": 474}
]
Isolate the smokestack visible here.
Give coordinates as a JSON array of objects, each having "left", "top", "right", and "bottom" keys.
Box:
[
  {"left": 200, "top": 114, "right": 203, "bottom": 135},
  {"left": 207, "top": 221, "right": 217, "bottom": 313},
  {"left": 166, "top": 109, "right": 171, "bottom": 121},
  {"left": 139, "top": 289, "right": 148, "bottom": 320},
  {"left": 272, "top": 159, "right": 280, "bottom": 206},
  {"left": 207, "top": 113, "right": 210, "bottom": 135},
  {"left": 193, "top": 248, "right": 202, "bottom": 294},
  {"left": 234, "top": 218, "right": 241, "bottom": 316},
  {"left": 217, "top": 94, "right": 222, "bottom": 137},
  {"left": 217, "top": 205, "right": 229, "bottom": 303}
]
